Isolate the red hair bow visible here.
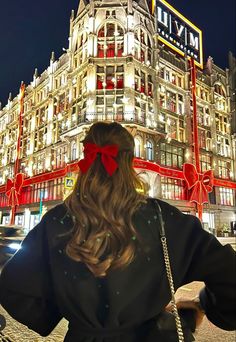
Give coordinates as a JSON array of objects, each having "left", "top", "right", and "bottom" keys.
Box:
[
  {"left": 78, "top": 143, "right": 119, "bottom": 176},
  {"left": 183, "top": 163, "right": 213, "bottom": 205},
  {"left": 6, "top": 173, "right": 25, "bottom": 207}
]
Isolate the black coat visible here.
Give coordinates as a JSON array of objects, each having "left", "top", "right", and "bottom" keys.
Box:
[{"left": 0, "top": 199, "right": 235, "bottom": 341}]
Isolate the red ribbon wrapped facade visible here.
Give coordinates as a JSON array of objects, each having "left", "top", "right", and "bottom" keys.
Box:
[
  {"left": 6, "top": 173, "right": 25, "bottom": 207},
  {"left": 183, "top": 163, "right": 213, "bottom": 205}
]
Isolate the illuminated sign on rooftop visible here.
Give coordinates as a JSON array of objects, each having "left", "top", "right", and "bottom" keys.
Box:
[{"left": 155, "top": 0, "right": 203, "bottom": 68}]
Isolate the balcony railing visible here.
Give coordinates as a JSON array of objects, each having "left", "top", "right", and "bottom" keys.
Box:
[{"left": 77, "top": 111, "right": 146, "bottom": 126}]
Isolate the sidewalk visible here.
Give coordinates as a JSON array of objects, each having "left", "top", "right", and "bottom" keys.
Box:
[{"left": 0, "top": 282, "right": 235, "bottom": 341}]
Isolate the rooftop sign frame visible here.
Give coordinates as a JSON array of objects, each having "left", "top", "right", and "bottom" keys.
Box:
[{"left": 155, "top": 0, "right": 203, "bottom": 68}]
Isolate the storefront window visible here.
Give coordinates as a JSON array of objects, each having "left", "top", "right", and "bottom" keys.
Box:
[
  {"left": 161, "top": 177, "right": 185, "bottom": 200},
  {"left": 30, "top": 213, "right": 40, "bottom": 230},
  {"left": 219, "top": 187, "right": 234, "bottom": 206},
  {"left": 1, "top": 214, "right": 10, "bottom": 225},
  {"left": 15, "top": 214, "right": 24, "bottom": 226}
]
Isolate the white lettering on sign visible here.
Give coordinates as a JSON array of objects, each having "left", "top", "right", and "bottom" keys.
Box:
[
  {"left": 157, "top": 5, "right": 200, "bottom": 52},
  {"left": 156, "top": 1, "right": 202, "bottom": 67},
  {"left": 174, "top": 20, "right": 185, "bottom": 37},
  {"left": 189, "top": 32, "right": 199, "bottom": 50},
  {"left": 157, "top": 6, "right": 168, "bottom": 27}
]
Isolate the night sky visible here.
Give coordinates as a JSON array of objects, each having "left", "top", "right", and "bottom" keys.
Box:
[{"left": 0, "top": 0, "right": 235, "bottom": 107}]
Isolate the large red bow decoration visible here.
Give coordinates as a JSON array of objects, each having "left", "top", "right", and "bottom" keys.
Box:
[
  {"left": 6, "top": 173, "right": 25, "bottom": 207},
  {"left": 78, "top": 143, "right": 119, "bottom": 176},
  {"left": 183, "top": 163, "right": 213, "bottom": 205}
]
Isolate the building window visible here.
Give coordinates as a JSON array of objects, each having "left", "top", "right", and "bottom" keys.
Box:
[
  {"left": 196, "top": 85, "right": 210, "bottom": 102},
  {"left": 219, "top": 188, "right": 234, "bottom": 206},
  {"left": 166, "top": 116, "right": 177, "bottom": 140},
  {"left": 218, "top": 160, "right": 231, "bottom": 179},
  {"left": 134, "top": 27, "right": 152, "bottom": 64},
  {"left": 161, "top": 177, "right": 185, "bottom": 200},
  {"left": 71, "top": 141, "right": 77, "bottom": 161},
  {"left": 33, "top": 153, "right": 46, "bottom": 175},
  {"left": 166, "top": 90, "right": 176, "bottom": 112},
  {"left": 15, "top": 214, "right": 24, "bottom": 226},
  {"left": 214, "top": 84, "right": 226, "bottom": 97},
  {"left": 134, "top": 136, "right": 142, "bottom": 158},
  {"left": 216, "top": 135, "right": 231, "bottom": 157},
  {"left": 198, "top": 129, "right": 206, "bottom": 149},
  {"left": 159, "top": 85, "right": 178, "bottom": 113},
  {"left": 160, "top": 143, "right": 184, "bottom": 169},
  {"left": 55, "top": 146, "right": 67, "bottom": 169},
  {"left": 1, "top": 214, "right": 10, "bottom": 225},
  {"left": 200, "top": 154, "right": 211, "bottom": 172},
  {"left": 177, "top": 94, "right": 184, "bottom": 115},
  {"left": 215, "top": 112, "right": 229, "bottom": 134},
  {"left": 97, "top": 65, "right": 124, "bottom": 91},
  {"left": 97, "top": 23, "right": 124, "bottom": 58},
  {"left": 146, "top": 140, "right": 154, "bottom": 160},
  {"left": 215, "top": 95, "right": 226, "bottom": 112}
]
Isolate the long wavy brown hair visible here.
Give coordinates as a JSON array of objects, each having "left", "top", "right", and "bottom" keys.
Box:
[{"left": 64, "top": 122, "right": 147, "bottom": 277}]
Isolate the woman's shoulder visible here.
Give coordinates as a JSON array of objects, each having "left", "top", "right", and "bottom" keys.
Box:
[
  {"left": 38, "top": 202, "right": 74, "bottom": 235},
  {"left": 145, "top": 197, "right": 203, "bottom": 233},
  {"left": 144, "top": 197, "right": 184, "bottom": 218},
  {"left": 42, "top": 202, "right": 69, "bottom": 222}
]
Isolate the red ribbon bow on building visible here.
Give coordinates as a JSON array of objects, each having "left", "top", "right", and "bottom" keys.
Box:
[
  {"left": 183, "top": 163, "right": 213, "bottom": 205},
  {"left": 78, "top": 143, "right": 119, "bottom": 176},
  {"left": 6, "top": 173, "right": 25, "bottom": 207}
]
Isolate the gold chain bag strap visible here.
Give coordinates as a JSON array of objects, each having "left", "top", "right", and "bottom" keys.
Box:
[{"left": 153, "top": 199, "right": 185, "bottom": 342}]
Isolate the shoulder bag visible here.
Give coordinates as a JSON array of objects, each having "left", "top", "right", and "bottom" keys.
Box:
[{"left": 152, "top": 199, "right": 196, "bottom": 342}]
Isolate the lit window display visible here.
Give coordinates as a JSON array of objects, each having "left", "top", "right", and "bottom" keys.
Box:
[
  {"left": 219, "top": 188, "right": 235, "bottom": 206},
  {"left": 97, "top": 23, "right": 124, "bottom": 58},
  {"left": 218, "top": 160, "right": 231, "bottom": 179},
  {"left": 97, "top": 65, "right": 124, "bottom": 90},
  {"left": 161, "top": 177, "right": 185, "bottom": 200}
]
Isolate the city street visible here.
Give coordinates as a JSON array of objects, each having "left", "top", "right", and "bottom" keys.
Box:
[{"left": 0, "top": 282, "right": 235, "bottom": 341}]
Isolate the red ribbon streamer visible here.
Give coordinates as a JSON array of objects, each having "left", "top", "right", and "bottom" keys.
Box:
[
  {"left": 78, "top": 143, "right": 119, "bottom": 176},
  {"left": 6, "top": 173, "right": 25, "bottom": 207},
  {"left": 183, "top": 163, "right": 213, "bottom": 205}
]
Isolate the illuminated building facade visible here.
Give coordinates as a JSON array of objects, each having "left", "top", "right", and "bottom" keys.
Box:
[{"left": 0, "top": 0, "right": 235, "bottom": 235}]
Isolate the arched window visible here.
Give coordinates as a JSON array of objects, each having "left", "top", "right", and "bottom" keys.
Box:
[
  {"left": 134, "top": 27, "right": 152, "bottom": 63},
  {"left": 134, "top": 136, "right": 142, "bottom": 158},
  {"left": 71, "top": 141, "right": 77, "bottom": 161},
  {"left": 146, "top": 140, "right": 154, "bottom": 160},
  {"left": 97, "top": 22, "right": 124, "bottom": 58}
]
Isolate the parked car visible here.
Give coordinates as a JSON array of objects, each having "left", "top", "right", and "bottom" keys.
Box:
[{"left": 0, "top": 225, "right": 26, "bottom": 265}]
